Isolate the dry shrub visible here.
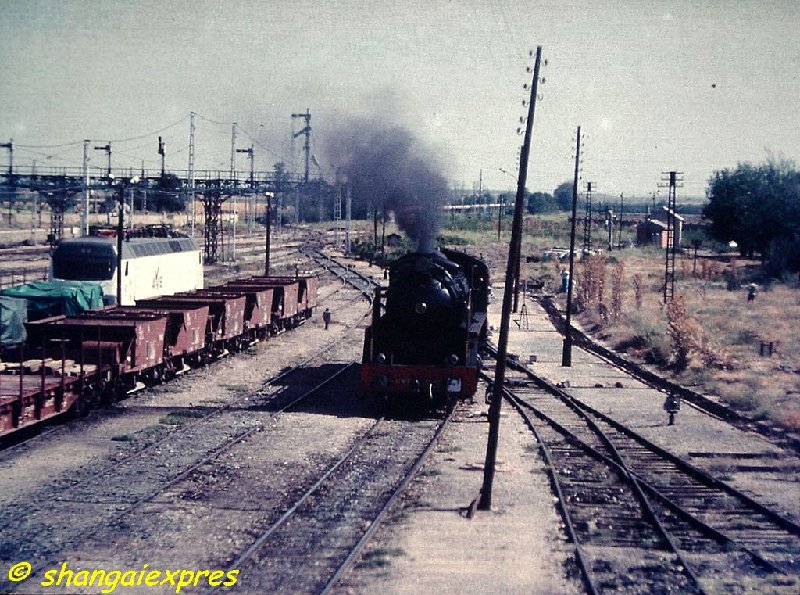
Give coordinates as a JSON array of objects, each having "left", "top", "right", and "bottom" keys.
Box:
[
  {"left": 632, "top": 274, "right": 643, "bottom": 310},
  {"left": 579, "top": 254, "right": 606, "bottom": 306},
  {"left": 780, "top": 409, "right": 800, "bottom": 429},
  {"left": 616, "top": 312, "right": 671, "bottom": 366},
  {"left": 700, "top": 259, "right": 723, "bottom": 281},
  {"left": 610, "top": 260, "right": 624, "bottom": 322},
  {"left": 666, "top": 296, "right": 728, "bottom": 372},
  {"left": 727, "top": 258, "right": 741, "bottom": 290},
  {"left": 576, "top": 254, "right": 609, "bottom": 326}
]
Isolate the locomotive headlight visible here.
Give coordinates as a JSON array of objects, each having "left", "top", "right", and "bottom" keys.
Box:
[
  {"left": 376, "top": 352, "right": 387, "bottom": 364},
  {"left": 448, "top": 354, "right": 459, "bottom": 365},
  {"left": 415, "top": 302, "right": 428, "bottom": 315}
]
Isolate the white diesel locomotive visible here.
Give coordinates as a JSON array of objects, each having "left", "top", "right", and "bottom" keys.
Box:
[{"left": 50, "top": 235, "right": 204, "bottom": 305}]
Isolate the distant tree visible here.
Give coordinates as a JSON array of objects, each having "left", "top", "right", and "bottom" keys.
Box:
[
  {"left": 553, "top": 181, "right": 573, "bottom": 210},
  {"left": 704, "top": 159, "right": 800, "bottom": 266},
  {"left": 148, "top": 174, "right": 185, "bottom": 212},
  {"left": 526, "top": 191, "right": 558, "bottom": 214}
]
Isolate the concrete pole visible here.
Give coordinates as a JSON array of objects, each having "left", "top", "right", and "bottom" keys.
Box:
[{"left": 82, "top": 140, "right": 90, "bottom": 236}]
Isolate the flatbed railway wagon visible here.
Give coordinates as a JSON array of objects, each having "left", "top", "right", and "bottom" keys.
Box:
[{"left": 0, "top": 271, "right": 317, "bottom": 439}]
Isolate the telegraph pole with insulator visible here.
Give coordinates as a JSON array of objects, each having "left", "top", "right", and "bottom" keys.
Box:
[
  {"left": 479, "top": 45, "right": 544, "bottom": 511},
  {"left": 582, "top": 180, "right": 594, "bottom": 256},
  {"left": 230, "top": 122, "right": 238, "bottom": 261},
  {"left": 562, "top": 126, "right": 582, "bottom": 367},
  {"left": 512, "top": 60, "right": 548, "bottom": 313},
  {"left": 188, "top": 112, "right": 196, "bottom": 238}
]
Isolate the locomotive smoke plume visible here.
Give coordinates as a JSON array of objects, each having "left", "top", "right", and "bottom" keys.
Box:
[{"left": 323, "top": 118, "right": 448, "bottom": 253}]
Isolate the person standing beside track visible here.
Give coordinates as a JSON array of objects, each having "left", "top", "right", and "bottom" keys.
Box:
[{"left": 323, "top": 307, "right": 331, "bottom": 330}]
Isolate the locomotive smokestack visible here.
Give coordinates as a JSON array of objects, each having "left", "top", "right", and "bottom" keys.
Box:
[{"left": 323, "top": 117, "right": 448, "bottom": 253}]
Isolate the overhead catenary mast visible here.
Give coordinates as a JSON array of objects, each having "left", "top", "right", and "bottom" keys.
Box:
[
  {"left": 82, "top": 139, "right": 90, "bottom": 236},
  {"left": 291, "top": 109, "right": 311, "bottom": 184},
  {"left": 230, "top": 122, "right": 238, "bottom": 261},
  {"left": 188, "top": 112, "right": 196, "bottom": 238}
]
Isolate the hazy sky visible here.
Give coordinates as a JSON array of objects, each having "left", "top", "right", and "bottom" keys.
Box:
[{"left": 1, "top": 0, "right": 798, "bottom": 198}]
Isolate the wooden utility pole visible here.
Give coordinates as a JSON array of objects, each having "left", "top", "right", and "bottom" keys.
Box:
[
  {"left": 562, "top": 126, "right": 582, "bottom": 367},
  {"left": 479, "top": 45, "right": 543, "bottom": 511}
]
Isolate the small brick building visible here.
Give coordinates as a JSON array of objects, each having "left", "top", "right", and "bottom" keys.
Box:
[{"left": 636, "top": 211, "right": 684, "bottom": 248}]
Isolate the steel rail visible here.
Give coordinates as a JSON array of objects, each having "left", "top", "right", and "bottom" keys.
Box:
[
  {"left": 491, "top": 346, "right": 800, "bottom": 580},
  {"left": 10, "top": 361, "right": 358, "bottom": 595},
  {"left": 484, "top": 369, "right": 599, "bottom": 595},
  {"left": 319, "top": 403, "right": 456, "bottom": 594},
  {"left": 507, "top": 384, "right": 789, "bottom": 577},
  {"left": 205, "top": 415, "right": 387, "bottom": 595}
]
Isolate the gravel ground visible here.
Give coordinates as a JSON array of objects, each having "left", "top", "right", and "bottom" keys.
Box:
[
  {"left": 6, "top": 249, "right": 790, "bottom": 595},
  {"left": 503, "top": 298, "right": 800, "bottom": 523},
  {"left": 0, "top": 259, "right": 375, "bottom": 595},
  {"left": 334, "top": 396, "right": 582, "bottom": 594}
]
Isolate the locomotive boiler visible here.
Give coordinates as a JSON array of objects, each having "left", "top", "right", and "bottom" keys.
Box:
[{"left": 361, "top": 248, "right": 489, "bottom": 407}]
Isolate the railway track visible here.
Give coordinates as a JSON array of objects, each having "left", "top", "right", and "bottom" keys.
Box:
[
  {"left": 0, "top": 264, "right": 374, "bottom": 593},
  {"left": 217, "top": 408, "right": 454, "bottom": 594},
  {"left": 0, "top": 242, "right": 406, "bottom": 594},
  {"left": 0, "top": 323, "right": 358, "bottom": 591},
  {"left": 302, "top": 246, "right": 380, "bottom": 301},
  {"left": 485, "top": 347, "right": 800, "bottom": 593},
  {"left": 537, "top": 295, "right": 800, "bottom": 453}
]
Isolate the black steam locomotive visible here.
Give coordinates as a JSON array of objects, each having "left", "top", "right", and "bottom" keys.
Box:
[{"left": 361, "top": 248, "right": 489, "bottom": 406}]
